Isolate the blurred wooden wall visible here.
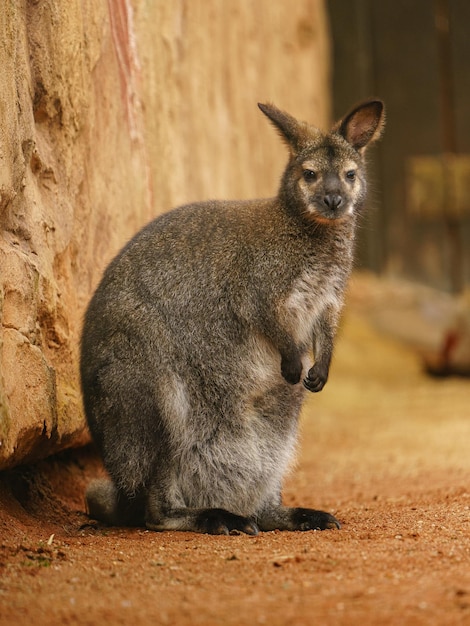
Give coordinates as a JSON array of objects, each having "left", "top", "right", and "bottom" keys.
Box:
[{"left": 328, "top": 0, "right": 470, "bottom": 293}]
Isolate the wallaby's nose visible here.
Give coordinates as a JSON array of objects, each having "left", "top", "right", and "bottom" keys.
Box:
[{"left": 323, "top": 194, "right": 343, "bottom": 211}]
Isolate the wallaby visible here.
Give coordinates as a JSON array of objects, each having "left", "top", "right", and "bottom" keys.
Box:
[{"left": 80, "top": 99, "right": 385, "bottom": 535}]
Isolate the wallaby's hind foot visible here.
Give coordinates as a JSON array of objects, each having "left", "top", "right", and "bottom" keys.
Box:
[
  {"left": 85, "top": 479, "right": 145, "bottom": 527},
  {"left": 258, "top": 506, "right": 340, "bottom": 532},
  {"left": 290, "top": 508, "right": 341, "bottom": 531},
  {"left": 146, "top": 507, "right": 260, "bottom": 536}
]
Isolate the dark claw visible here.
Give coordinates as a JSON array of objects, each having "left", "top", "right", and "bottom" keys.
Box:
[
  {"left": 303, "top": 365, "right": 328, "bottom": 392},
  {"left": 303, "top": 376, "right": 324, "bottom": 392}
]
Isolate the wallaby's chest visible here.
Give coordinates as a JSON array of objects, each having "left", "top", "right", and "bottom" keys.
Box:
[{"left": 283, "top": 265, "right": 346, "bottom": 347}]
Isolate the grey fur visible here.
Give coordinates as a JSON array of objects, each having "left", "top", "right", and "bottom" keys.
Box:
[{"left": 80, "top": 100, "right": 385, "bottom": 535}]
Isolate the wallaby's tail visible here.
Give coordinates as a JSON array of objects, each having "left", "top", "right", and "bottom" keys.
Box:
[{"left": 85, "top": 478, "right": 145, "bottom": 527}]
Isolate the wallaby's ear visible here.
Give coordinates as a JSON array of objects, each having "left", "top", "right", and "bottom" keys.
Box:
[
  {"left": 258, "top": 102, "right": 310, "bottom": 154},
  {"left": 336, "top": 100, "right": 385, "bottom": 152}
]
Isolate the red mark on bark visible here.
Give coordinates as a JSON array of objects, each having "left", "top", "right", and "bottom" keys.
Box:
[{"left": 107, "top": 0, "right": 141, "bottom": 141}]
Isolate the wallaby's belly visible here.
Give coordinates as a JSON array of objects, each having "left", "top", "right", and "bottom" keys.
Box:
[
  {"left": 83, "top": 281, "right": 304, "bottom": 506},
  {"left": 174, "top": 405, "right": 299, "bottom": 515},
  {"left": 156, "top": 334, "right": 303, "bottom": 514}
]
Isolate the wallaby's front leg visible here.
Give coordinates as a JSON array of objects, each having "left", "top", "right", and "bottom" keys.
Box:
[
  {"left": 303, "top": 307, "right": 338, "bottom": 393},
  {"left": 280, "top": 343, "right": 303, "bottom": 385},
  {"left": 260, "top": 316, "right": 304, "bottom": 385}
]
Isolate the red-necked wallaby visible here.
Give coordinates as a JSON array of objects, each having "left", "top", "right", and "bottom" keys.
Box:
[{"left": 80, "top": 99, "right": 385, "bottom": 535}]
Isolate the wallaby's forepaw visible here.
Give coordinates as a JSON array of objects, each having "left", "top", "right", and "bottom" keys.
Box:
[
  {"left": 195, "top": 508, "right": 259, "bottom": 536},
  {"left": 291, "top": 508, "right": 341, "bottom": 531},
  {"left": 303, "top": 364, "right": 328, "bottom": 392},
  {"left": 281, "top": 354, "right": 303, "bottom": 385}
]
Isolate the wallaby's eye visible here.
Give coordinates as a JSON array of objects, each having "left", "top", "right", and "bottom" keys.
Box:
[
  {"left": 346, "top": 170, "right": 356, "bottom": 181},
  {"left": 303, "top": 170, "right": 317, "bottom": 182}
]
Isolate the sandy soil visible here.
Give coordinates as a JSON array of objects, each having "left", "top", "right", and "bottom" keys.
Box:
[{"left": 1, "top": 282, "right": 469, "bottom": 625}]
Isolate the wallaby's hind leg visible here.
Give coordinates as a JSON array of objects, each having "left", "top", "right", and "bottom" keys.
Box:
[
  {"left": 257, "top": 503, "right": 340, "bottom": 532},
  {"left": 85, "top": 480, "right": 260, "bottom": 534},
  {"left": 146, "top": 506, "right": 259, "bottom": 536},
  {"left": 144, "top": 480, "right": 259, "bottom": 535},
  {"left": 85, "top": 478, "right": 145, "bottom": 527}
]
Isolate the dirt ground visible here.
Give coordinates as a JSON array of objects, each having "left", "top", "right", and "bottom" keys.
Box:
[{"left": 1, "top": 277, "right": 469, "bottom": 625}]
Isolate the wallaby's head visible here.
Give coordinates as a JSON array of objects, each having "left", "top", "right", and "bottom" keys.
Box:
[{"left": 258, "top": 100, "right": 385, "bottom": 225}]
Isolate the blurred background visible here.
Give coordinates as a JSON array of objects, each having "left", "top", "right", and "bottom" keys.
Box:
[
  {"left": 328, "top": 0, "right": 470, "bottom": 379},
  {"left": 329, "top": 0, "right": 470, "bottom": 292}
]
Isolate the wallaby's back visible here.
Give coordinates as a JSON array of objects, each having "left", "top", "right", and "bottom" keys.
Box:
[{"left": 81, "top": 100, "right": 385, "bottom": 535}]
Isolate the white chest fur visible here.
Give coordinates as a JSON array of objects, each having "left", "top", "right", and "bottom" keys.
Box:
[{"left": 283, "top": 269, "right": 344, "bottom": 349}]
